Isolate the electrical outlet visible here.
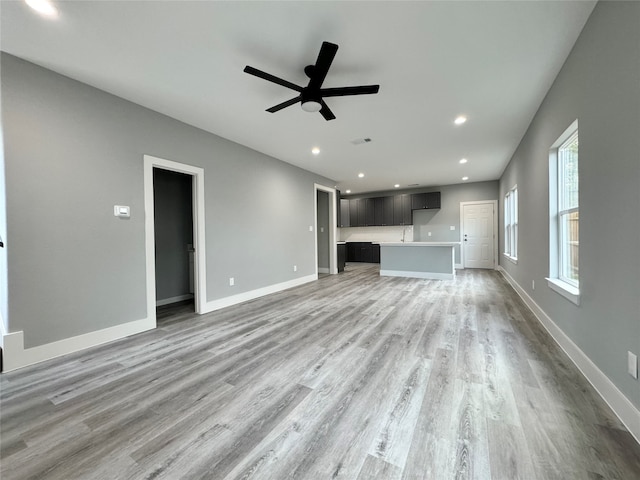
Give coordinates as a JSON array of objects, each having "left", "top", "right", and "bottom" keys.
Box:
[
  {"left": 229, "top": 277, "right": 234, "bottom": 286},
  {"left": 450, "top": 225, "right": 456, "bottom": 231},
  {"left": 293, "top": 265, "right": 297, "bottom": 272},
  {"left": 309, "top": 225, "right": 313, "bottom": 232},
  {"left": 428, "top": 232, "right": 432, "bottom": 237},
  {"left": 532, "top": 280, "right": 535, "bottom": 290},
  {"left": 628, "top": 351, "right": 638, "bottom": 379}
]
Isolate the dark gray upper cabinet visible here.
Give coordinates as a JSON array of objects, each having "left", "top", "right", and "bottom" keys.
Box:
[
  {"left": 374, "top": 196, "right": 394, "bottom": 226},
  {"left": 340, "top": 191, "right": 437, "bottom": 228},
  {"left": 339, "top": 199, "right": 350, "bottom": 227},
  {"left": 411, "top": 192, "right": 441, "bottom": 210},
  {"left": 358, "top": 198, "right": 375, "bottom": 226},
  {"left": 393, "top": 194, "right": 412, "bottom": 225},
  {"left": 349, "top": 198, "right": 359, "bottom": 226}
]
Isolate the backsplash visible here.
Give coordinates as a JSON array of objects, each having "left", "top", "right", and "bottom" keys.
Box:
[{"left": 339, "top": 225, "right": 414, "bottom": 242}]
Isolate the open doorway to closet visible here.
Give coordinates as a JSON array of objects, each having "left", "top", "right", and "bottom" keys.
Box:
[
  {"left": 153, "top": 168, "right": 195, "bottom": 317},
  {"left": 144, "top": 155, "right": 207, "bottom": 327}
]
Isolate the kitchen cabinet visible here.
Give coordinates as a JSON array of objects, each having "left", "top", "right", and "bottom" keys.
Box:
[
  {"left": 349, "top": 199, "right": 359, "bottom": 227},
  {"left": 411, "top": 192, "right": 441, "bottom": 210},
  {"left": 393, "top": 194, "right": 412, "bottom": 225},
  {"left": 358, "top": 198, "right": 375, "bottom": 226},
  {"left": 374, "top": 196, "right": 394, "bottom": 226},
  {"left": 339, "top": 199, "right": 350, "bottom": 227},
  {"left": 346, "top": 242, "right": 380, "bottom": 263},
  {"left": 341, "top": 191, "right": 435, "bottom": 227},
  {"left": 337, "top": 243, "right": 346, "bottom": 272}
]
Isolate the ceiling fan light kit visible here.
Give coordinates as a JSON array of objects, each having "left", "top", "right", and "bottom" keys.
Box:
[{"left": 244, "top": 41, "right": 379, "bottom": 121}]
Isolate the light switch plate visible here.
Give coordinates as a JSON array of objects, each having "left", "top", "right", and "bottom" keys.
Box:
[
  {"left": 114, "top": 205, "right": 130, "bottom": 218},
  {"left": 450, "top": 225, "right": 455, "bottom": 230},
  {"left": 628, "top": 351, "right": 638, "bottom": 379}
]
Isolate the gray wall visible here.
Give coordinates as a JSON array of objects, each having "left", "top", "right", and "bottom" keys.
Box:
[
  {"left": 1, "top": 53, "right": 334, "bottom": 348},
  {"left": 316, "top": 190, "right": 330, "bottom": 270},
  {"left": 153, "top": 169, "right": 193, "bottom": 303},
  {"left": 498, "top": 1, "right": 640, "bottom": 408}
]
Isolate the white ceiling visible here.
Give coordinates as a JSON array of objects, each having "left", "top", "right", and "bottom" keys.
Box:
[{"left": 1, "top": 0, "right": 596, "bottom": 194}]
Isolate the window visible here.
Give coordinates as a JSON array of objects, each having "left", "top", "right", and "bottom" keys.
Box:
[
  {"left": 548, "top": 120, "right": 579, "bottom": 304},
  {"left": 504, "top": 185, "right": 518, "bottom": 262}
]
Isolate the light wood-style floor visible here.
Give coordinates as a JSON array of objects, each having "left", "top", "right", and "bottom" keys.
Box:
[{"left": 1, "top": 264, "right": 639, "bottom": 479}]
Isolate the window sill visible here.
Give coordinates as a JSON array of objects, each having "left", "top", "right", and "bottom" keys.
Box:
[
  {"left": 546, "top": 277, "right": 580, "bottom": 305},
  {"left": 503, "top": 254, "right": 518, "bottom": 265}
]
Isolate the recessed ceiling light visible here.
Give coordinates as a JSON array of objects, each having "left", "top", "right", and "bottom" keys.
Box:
[
  {"left": 454, "top": 115, "right": 467, "bottom": 125},
  {"left": 25, "top": 0, "right": 58, "bottom": 17},
  {"left": 459, "top": 158, "right": 468, "bottom": 164},
  {"left": 462, "top": 176, "right": 469, "bottom": 181},
  {"left": 345, "top": 189, "right": 351, "bottom": 194},
  {"left": 358, "top": 173, "right": 365, "bottom": 178},
  {"left": 311, "top": 147, "right": 320, "bottom": 155},
  {"left": 394, "top": 184, "right": 400, "bottom": 188}
]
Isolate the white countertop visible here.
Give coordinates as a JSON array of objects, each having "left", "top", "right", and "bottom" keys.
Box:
[{"left": 375, "top": 241, "right": 461, "bottom": 247}]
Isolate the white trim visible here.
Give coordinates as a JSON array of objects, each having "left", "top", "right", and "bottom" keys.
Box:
[
  {"left": 156, "top": 294, "right": 194, "bottom": 307},
  {"left": 314, "top": 184, "right": 338, "bottom": 275},
  {"left": 498, "top": 266, "right": 640, "bottom": 444},
  {"left": 455, "top": 263, "right": 463, "bottom": 270},
  {"left": 380, "top": 270, "right": 455, "bottom": 280},
  {"left": 503, "top": 253, "right": 518, "bottom": 265},
  {"left": 144, "top": 155, "right": 207, "bottom": 316},
  {"left": 460, "top": 200, "right": 498, "bottom": 270},
  {"left": 202, "top": 274, "right": 317, "bottom": 313},
  {"left": 1, "top": 316, "right": 155, "bottom": 372},
  {"left": 546, "top": 277, "right": 580, "bottom": 305},
  {"left": 318, "top": 267, "right": 330, "bottom": 274}
]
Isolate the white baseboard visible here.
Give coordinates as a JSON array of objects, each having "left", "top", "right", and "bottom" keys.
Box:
[
  {"left": 1, "top": 316, "right": 156, "bottom": 372},
  {"left": 455, "top": 263, "right": 463, "bottom": 270},
  {"left": 202, "top": 274, "right": 317, "bottom": 313},
  {"left": 156, "top": 294, "right": 194, "bottom": 307},
  {"left": 318, "top": 267, "right": 330, "bottom": 274},
  {"left": 380, "top": 269, "right": 454, "bottom": 280},
  {"left": 497, "top": 266, "right": 640, "bottom": 444}
]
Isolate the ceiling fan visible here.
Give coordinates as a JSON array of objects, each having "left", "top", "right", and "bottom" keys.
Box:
[{"left": 243, "top": 41, "right": 380, "bottom": 121}]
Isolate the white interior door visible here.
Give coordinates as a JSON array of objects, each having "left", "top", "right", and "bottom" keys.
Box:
[{"left": 462, "top": 202, "right": 495, "bottom": 269}]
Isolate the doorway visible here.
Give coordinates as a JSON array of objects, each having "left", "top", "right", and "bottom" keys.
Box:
[
  {"left": 460, "top": 201, "right": 497, "bottom": 269},
  {"left": 314, "top": 184, "right": 338, "bottom": 275},
  {"left": 144, "top": 155, "right": 207, "bottom": 325},
  {"left": 316, "top": 190, "right": 330, "bottom": 275},
  {"left": 153, "top": 168, "right": 194, "bottom": 311}
]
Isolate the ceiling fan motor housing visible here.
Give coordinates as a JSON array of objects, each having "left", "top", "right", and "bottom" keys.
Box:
[{"left": 301, "top": 90, "right": 322, "bottom": 112}]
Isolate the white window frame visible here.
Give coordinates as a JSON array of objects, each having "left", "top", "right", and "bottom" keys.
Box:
[
  {"left": 547, "top": 120, "right": 580, "bottom": 305},
  {"left": 503, "top": 185, "right": 518, "bottom": 263}
]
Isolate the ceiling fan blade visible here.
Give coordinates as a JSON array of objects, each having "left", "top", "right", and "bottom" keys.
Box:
[
  {"left": 307, "top": 42, "right": 339, "bottom": 90},
  {"left": 244, "top": 66, "right": 303, "bottom": 92},
  {"left": 266, "top": 96, "right": 302, "bottom": 113},
  {"left": 320, "top": 85, "right": 380, "bottom": 97},
  {"left": 319, "top": 100, "right": 336, "bottom": 121}
]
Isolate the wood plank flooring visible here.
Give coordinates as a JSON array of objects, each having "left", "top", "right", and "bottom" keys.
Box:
[{"left": 2, "top": 264, "right": 639, "bottom": 479}]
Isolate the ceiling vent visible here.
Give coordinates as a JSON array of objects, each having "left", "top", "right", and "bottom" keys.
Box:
[{"left": 351, "top": 137, "right": 372, "bottom": 145}]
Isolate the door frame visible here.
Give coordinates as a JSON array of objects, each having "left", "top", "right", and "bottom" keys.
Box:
[
  {"left": 314, "top": 184, "right": 338, "bottom": 275},
  {"left": 144, "top": 155, "right": 207, "bottom": 321},
  {"left": 459, "top": 200, "right": 498, "bottom": 270}
]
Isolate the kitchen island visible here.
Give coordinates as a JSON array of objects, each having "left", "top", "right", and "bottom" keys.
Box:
[{"left": 376, "top": 242, "right": 460, "bottom": 280}]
